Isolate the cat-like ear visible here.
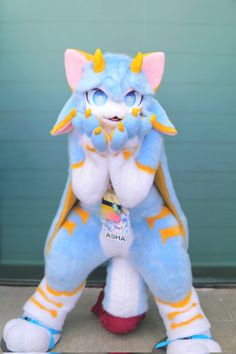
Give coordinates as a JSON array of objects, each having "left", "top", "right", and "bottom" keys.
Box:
[
  {"left": 142, "top": 52, "right": 165, "bottom": 91},
  {"left": 65, "top": 49, "right": 93, "bottom": 91}
]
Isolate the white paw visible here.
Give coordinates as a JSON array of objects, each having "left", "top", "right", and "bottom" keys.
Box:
[
  {"left": 167, "top": 339, "right": 222, "bottom": 354},
  {"left": 3, "top": 318, "right": 57, "bottom": 352}
]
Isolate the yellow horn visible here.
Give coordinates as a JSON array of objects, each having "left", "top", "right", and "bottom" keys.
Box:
[
  {"left": 130, "top": 51, "right": 143, "bottom": 73},
  {"left": 93, "top": 48, "right": 105, "bottom": 73}
]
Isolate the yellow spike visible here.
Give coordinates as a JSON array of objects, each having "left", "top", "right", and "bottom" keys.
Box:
[
  {"left": 85, "top": 108, "right": 91, "bottom": 118},
  {"left": 93, "top": 48, "right": 105, "bottom": 73},
  {"left": 118, "top": 122, "right": 125, "bottom": 132},
  {"left": 94, "top": 126, "right": 102, "bottom": 135},
  {"left": 130, "top": 52, "right": 143, "bottom": 73}
]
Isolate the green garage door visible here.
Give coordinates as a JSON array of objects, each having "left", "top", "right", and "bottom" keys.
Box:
[{"left": 0, "top": 0, "right": 235, "bottom": 284}]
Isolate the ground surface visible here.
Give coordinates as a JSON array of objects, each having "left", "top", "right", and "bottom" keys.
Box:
[{"left": 0, "top": 287, "right": 235, "bottom": 353}]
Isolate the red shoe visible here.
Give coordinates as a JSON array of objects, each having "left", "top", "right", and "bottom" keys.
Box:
[
  {"left": 91, "top": 289, "right": 105, "bottom": 317},
  {"left": 91, "top": 290, "right": 145, "bottom": 334}
]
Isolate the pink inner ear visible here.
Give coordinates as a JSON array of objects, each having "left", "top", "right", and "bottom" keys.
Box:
[
  {"left": 64, "top": 49, "right": 90, "bottom": 90},
  {"left": 52, "top": 122, "right": 73, "bottom": 136},
  {"left": 142, "top": 52, "right": 165, "bottom": 90}
]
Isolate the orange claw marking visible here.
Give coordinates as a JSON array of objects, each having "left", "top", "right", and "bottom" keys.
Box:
[
  {"left": 70, "top": 108, "right": 77, "bottom": 117},
  {"left": 85, "top": 108, "right": 91, "bottom": 118},
  {"left": 118, "top": 122, "right": 125, "bottom": 132},
  {"left": 132, "top": 107, "right": 141, "bottom": 117},
  {"left": 94, "top": 126, "right": 102, "bottom": 135}
]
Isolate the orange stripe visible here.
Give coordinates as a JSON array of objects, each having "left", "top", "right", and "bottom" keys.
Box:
[
  {"left": 86, "top": 144, "right": 96, "bottom": 152},
  {"left": 74, "top": 207, "right": 89, "bottom": 224},
  {"left": 71, "top": 160, "right": 85, "bottom": 169},
  {"left": 152, "top": 120, "right": 177, "bottom": 136},
  {"left": 62, "top": 219, "right": 76, "bottom": 236},
  {"left": 46, "top": 281, "right": 85, "bottom": 297},
  {"left": 157, "top": 290, "right": 192, "bottom": 308},
  {"left": 123, "top": 150, "right": 132, "bottom": 160},
  {"left": 46, "top": 181, "right": 76, "bottom": 254},
  {"left": 154, "top": 166, "right": 186, "bottom": 243},
  {"left": 37, "top": 287, "right": 63, "bottom": 308},
  {"left": 146, "top": 206, "right": 171, "bottom": 228},
  {"left": 31, "top": 297, "right": 57, "bottom": 317},
  {"left": 50, "top": 109, "right": 76, "bottom": 135},
  {"left": 171, "top": 313, "right": 204, "bottom": 330},
  {"left": 135, "top": 161, "right": 156, "bottom": 174},
  {"left": 167, "top": 302, "right": 197, "bottom": 321},
  {"left": 160, "top": 225, "right": 182, "bottom": 243}
]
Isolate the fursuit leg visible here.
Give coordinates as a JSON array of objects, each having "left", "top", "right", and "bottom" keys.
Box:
[{"left": 3, "top": 205, "right": 108, "bottom": 352}]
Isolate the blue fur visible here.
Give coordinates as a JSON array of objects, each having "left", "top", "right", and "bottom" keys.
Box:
[
  {"left": 138, "top": 114, "right": 153, "bottom": 136},
  {"left": 110, "top": 127, "right": 128, "bottom": 151},
  {"left": 82, "top": 113, "right": 100, "bottom": 136},
  {"left": 136, "top": 129, "right": 163, "bottom": 170},
  {"left": 47, "top": 51, "right": 189, "bottom": 303},
  {"left": 76, "top": 54, "right": 153, "bottom": 101},
  {"left": 143, "top": 96, "right": 176, "bottom": 130},
  {"left": 123, "top": 113, "right": 140, "bottom": 139},
  {"left": 46, "top": 203, "right": 107, "bottom": 291},
  {"left": 91, "top": 129, "right": 107, "bottom": 152},
  {"left": 129, "top": 187, "right": 191, "bottom": 302},
  {"left": 68, "top": 130, "right": 85, "bottom": 165}
]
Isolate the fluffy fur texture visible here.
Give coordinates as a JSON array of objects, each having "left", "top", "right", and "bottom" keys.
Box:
[{"left": 2, "top": 49, "right": 221, "bottom": 353}]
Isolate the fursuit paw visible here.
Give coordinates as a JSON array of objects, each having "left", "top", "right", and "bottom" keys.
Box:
[
  {"left": 110, "top": 122, "right": 128, "bottom": 151},
  {"left": 153, "top": 338, "right": 222, "bottom": 354},
  {"left": 138, "top": 113, "right": 156, "bottom": 137},
  {"left": 72, "top": 108, "right": 100, "bottom": 137},
  {"left": 165, "top": 338, "right": 222, "bottom": 354},
  {"left": 91, "top": 126, "right": 108, "bottom": 153},
  {"left": 118, "top": 108, "right": 155, "bottom": 144},
  {"left": 3, "top": 317, "right": 60, "bottom": 352},
  {"left": 122, "top": 109, "right": 141, "bottom": 139}
]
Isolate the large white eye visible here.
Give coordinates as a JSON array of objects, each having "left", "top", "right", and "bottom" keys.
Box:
[
  {"left": 86, "top": 88, "right": 108, "bottom": 106},
  {"left": 124, "top": 90, "right": 143, "bottom": 107}
]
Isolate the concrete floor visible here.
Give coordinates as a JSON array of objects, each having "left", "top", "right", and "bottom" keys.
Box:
[{"left": 0, "top": 286, "right": 235, "bottom": 353}]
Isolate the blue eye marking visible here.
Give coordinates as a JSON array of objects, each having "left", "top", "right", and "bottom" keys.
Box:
[
  {"left": 86, "top": 89, "right": 108, "bottom": 106},
  {"left": 124, "top": 90, "right": 143, "bottom": 107}
]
